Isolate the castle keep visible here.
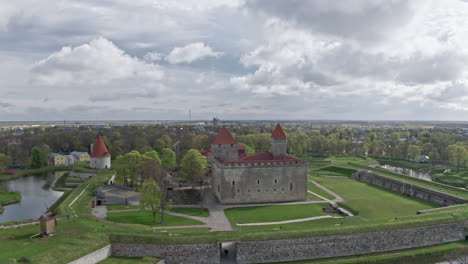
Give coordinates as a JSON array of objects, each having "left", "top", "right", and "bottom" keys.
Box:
[{"left": 210, "top": 124, "right": 307, "bottom": 204}]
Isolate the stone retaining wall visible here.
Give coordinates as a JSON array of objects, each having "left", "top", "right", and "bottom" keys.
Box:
[
  {"left": 111, "top": 242, "right": 219, "bottom": 264},
  {"left": 352, "top": 171, "right": 467, "bottom": 206},
  {"left": 236, "top": 221, "right": 466, "bottom": 264},
  {"left": 68, "top": 245, "right": 111, "bottom": 264}
]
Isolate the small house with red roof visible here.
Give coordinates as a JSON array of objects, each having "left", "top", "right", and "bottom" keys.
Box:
[
  {"left": 210, "top": 124, "right": 307, "bottom": 204},
  {"left": 90, "top": 136, "right": 111, "bottom": 169}
]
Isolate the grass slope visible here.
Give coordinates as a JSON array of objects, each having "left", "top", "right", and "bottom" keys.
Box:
[
  {"left": 311, "top": 176, "right": 436, "bottom": 220},
  {"left": 107, "top": 210, "right": 204, "bottom": 227},
  {"left": 307, "top": 182, "right": 335, "bottom": 200},
  {"left": 311, "top": 166, "right": 357, "bottom": 177},
  {"left": 225, "top": 203, "right": 329, "bottom": 224}
]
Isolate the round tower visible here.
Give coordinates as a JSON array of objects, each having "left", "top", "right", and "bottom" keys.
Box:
[{"left": 90, "top": 136, "right": 111, "bottom": 169}]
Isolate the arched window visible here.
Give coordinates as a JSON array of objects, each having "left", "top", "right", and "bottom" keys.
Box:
[{"left": 290, "top": 182, "right": 293, "bottom": 191}]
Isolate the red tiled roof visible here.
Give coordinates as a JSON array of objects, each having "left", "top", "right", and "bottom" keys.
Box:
[
  {"left": 212, "top": 128, "right": 237, "bottom": 145},
  {"left": 271, "top": 124, "right": 287, "bottom": 139},
  {"left": 90, "top": 136, "right": 111, "bottom": 158}
]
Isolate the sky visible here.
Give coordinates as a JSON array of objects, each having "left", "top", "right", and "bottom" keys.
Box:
[{"left": 1, "top": 0, "right": 468, "bottom": 121}]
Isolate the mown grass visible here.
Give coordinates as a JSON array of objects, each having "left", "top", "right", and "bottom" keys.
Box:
[
  {"left": 311, "top": 176, "right": 437, "bottom": 220},
  {"left": 171, "top": 207, "right": 209, "bottom": 217},
  {"left": 0, "top": 191, "right": 21, "bottom": 205},
  {"left": 311, "top": 166, "right": 357, "bottom": 177},
  {"left": 307, "top": 182, "right": 335, "bottom": 200},
  {"left": 107, "top": 210, "right": 204, "bottom": 227},
  {"left": 225, "top": 203, "right": 330, "bottom": 225}
]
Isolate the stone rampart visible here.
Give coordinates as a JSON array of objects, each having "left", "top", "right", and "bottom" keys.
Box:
[
  {"left": 236, "top": 221, "right": 466, "bottom": 264},
  {"left": 352, "top": 171, "right": 467, "bottom": 206},
  {"left": 111, "top": 242, "right": 219, "bottom": 264}
]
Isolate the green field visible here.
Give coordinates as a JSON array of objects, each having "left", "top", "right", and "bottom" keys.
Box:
[
  {"left": 171, "top": 207, "right": 209, "bottom": 217},
  {"left": 0, "top": 191, "right": 21, "bottom": 206},
  {"left": 107, "top": 210, "right": 204, "bottom": 227},
  {"left": 310, "top": 166, "right": 357, "bottom": 177},
  {"left": 98, "top": 257, "right": 160, "bottom": 263},
  {"left": 311, "top": 176, "right": 437, "bottom": 220},
  {"left": 225, "top": 203, "right": 330, "bottom": 225},
  {"left": 307, "top": 182, "right": 335, "bottom": 200},
  {"left": 434, "top": 171, "right": 468, "bottom": 188}
]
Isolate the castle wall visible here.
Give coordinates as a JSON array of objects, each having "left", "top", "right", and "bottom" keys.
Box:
[
  {"left": 212, "top": 160, "right": 307, "bottom": 204},
  {"left": 351, "top": 171, "right": 467, "bottom": 206},
  {"left": 90, "top": 157, "right": 111, "bottom": 169},
  {"left": 211, "top": 144, "right": 238, "bottom": 162}
]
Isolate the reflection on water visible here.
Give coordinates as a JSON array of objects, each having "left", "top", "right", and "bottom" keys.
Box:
[
  {"left": 380, "top": 164, "right": 432, "bottom": 181},
  {"left": 0, "top": 172, "right": 64, "bottom": 222}
]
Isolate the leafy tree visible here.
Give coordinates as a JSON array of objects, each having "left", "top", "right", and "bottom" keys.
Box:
[
  {"left": 140, "top": 179, "right": 162, "bottom": 226},
  {"left": 118, "top": 150, "right": 142, "bottom": 186},
  {"left": 239, "top": 143, "right": 255, "bottom": 154},
  {"left": 160, "top": 148, "right": 177, "bottom": 170},
  {"left": 0, "top": 153, "right": 11, "bottom": 173},
  {"left": 31, "top": 146, "right": 46, "bottom": 168},
  {"left": 144, "top": 150, "right": 161, "bottom": 164},
  {"left": 180, "top": 149, "right": 207, "bottom": 183},
  {"left": 408, "top": 145, "right": 421, "bottom": 160},
  {"left": 157, "top": 135, "right": 173, "bottom": 150},
  {"left": 448, "top": 143, "right": 467, "bottom": 171}
]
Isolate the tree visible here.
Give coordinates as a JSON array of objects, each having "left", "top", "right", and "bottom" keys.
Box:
[
  {"left": 118, "top": 150, "right": 143, "bottom": 187},
  {"left": 140, "top": 179, "right": 162, "bottom": 226},
  {"left": 448, "top": 143, "right": 467, "bottom": 171},
  {"left": 407, "top": 145, "right": 421, "bottom": 160},
  {"left": 180, "top": 149, "right": 208, "bottom": 214},
  {"left": 31, "top": 146, "right": 46, "bottom": 168},
  {"left": 143, "top": 150, "right": 161, "bottom": 164},
  {"left": 0, "top": 153, "right": 11, "bottom": 173},
  {"left": 160, "top": 148, "right": 177, "bottom": 170},
  {"left": 157, "top": 135, "right": 173, "bottom": 150}
]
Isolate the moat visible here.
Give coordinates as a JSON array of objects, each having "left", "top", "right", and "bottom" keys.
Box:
[{"left": 0, "top": 172, "right": 65, "bottom": 222}]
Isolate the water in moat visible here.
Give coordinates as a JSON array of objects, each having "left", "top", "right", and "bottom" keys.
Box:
[
  {"left": 380, "top": 164, "right": 432, "bottom": 181},
  {"left": 0, "top": 171, "right": 66, "bottom": 222}
]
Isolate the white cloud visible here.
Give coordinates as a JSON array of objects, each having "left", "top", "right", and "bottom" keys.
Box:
[
  {"left": 165, "top": 42, "right": 223, "bottom": 64},
  {"left": 31, "top": 37, "right": 164, "bottom": 86},
  {"left": 144, "top": 51, "right": 163, "bottom": 62}
]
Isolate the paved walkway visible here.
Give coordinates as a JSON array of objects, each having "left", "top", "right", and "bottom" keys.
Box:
[
  {"left": 309, "top": 179, "right": 344, "bottom": 202},
  {"left": 236, "top": 215, "right": 340, "bottom": 226},
  {"left": 153, "top": 224, "right": 209, "bottom": 230},
  {"left": 92, "top": 206, "right": 107, "bottom": 220}
]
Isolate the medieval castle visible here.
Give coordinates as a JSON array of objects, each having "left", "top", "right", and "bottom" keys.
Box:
[{"left": 210, "top": 124, "right": 308, "bottom": 204}]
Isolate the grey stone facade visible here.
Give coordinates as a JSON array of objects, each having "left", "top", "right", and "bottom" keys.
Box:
[
  {"left": 212, "top": 159, "right": 308, "bottom": 204},
  {"left": 271, "top": 138, "right": 287, "bottom": 159},
  {"left": 105, "top": 221, "right": 466, "bottom": 264},
  {"left": 236, "top": 221, "right": 466, "bottom": 264},
  {"left": 352, "top": 171, "right": 468, "bottom": 206},
  {"left": 111, "top": 243, "right": 219, "bottom": 264}
]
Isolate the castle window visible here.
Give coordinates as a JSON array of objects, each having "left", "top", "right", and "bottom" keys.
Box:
[
  {"left": 274, "top": 188, "right": 277, "bottom": 192},
  {"left": 257, "top": 179, "right": 260, "bottom": 184},
  {"left": 232, "top": 181, "right": 235, "bottom": 186},
  {"left": 230, "top": 144, "right": 233, "bottom": 147},
  {"left": 237, "top": 189, "right": 240, "bottom": 193},
  {"left": 290, "top": 183, "right": 293, "bottom": 191},
  {"left": 274, "top": 179, "right": 277, "bottom": 184},
  {"left": 248, "top": 189, "right": 250, "bottom": 193},
  {"left": 258, "top": 189, "right": 260, "bottom": 192},
  {"left": 218, "top": 185, "right": 220, "bottom": 192}
]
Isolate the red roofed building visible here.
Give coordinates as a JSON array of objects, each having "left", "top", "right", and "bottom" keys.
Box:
[
  {"left": 90, "top": 136, "right": 111, "bottom": 169},
  {"left": 210, "top": 124, "right": 307, "bottom": 204}
]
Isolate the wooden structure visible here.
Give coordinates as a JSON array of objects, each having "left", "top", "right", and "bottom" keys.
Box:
[{"left": 39, "top": 212, "right": 57, "bottom": 236}]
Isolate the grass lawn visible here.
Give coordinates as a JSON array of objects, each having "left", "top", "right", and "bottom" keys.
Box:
[
  {"left": 107, "top": 210, "right": 204, "bottom": 227},
  {"left": 434, "top": 171, "right": 468, "bottom": 188},
  {"left": 225, "top": 203, "right": 330, "bottom": 224},
  {"left": 307, "top": 182, "right": 335, "bottom": 200},
  {"left": 310, "top": 166, "right": 357, "bottom": 177},
  {"left": 171, "top": 207, "right": 209, "bottom": 217},
  {"left": 107, "top": 205, "right": 141, "bottom": 211},
  {"left": 0, "top": 191, "right": 21, "bottom": 205},
  {"left": 376, "top": 159, "right": 434, "bottom": 170},
  {"left": 311, "top": 176, "right": 437, "bottom": 220},
  {"left": 325, "top": 156, "right": 377, "bottom": 166},
  {"left": 98, "top": 257, "right": 160, "bottom": 263}
]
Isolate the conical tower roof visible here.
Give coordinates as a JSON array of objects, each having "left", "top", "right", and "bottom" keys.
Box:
[
  {"left": 271, "top": 123, "right": 287, "bottom": 139},
  {"left": 90, "top": 136, "right": 111, "bottom": 157},
  {"left": 212, "top": 128, "right": 237, "bottom": 145}
]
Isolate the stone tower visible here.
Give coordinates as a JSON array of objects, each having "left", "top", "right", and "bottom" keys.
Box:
[
  {"left": 90, "top": 135, "right": 111, "bottom": 169},
  {"left": 211, "top": 128, "right": 239, "bottom": 162},
  {"left": 271, "top": 123, "right": 287, "bottom": 159}
]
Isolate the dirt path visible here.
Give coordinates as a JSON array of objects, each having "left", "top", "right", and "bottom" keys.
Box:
[{"left": 309, "top": 179, "right": 344, "bottom": 202}]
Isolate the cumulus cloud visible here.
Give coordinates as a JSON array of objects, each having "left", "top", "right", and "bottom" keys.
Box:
[
  {"left": 144, "top": 51, "right": 163, "bottom": 62},
  {"left": 31, "top": 37, "right": 164, "bottom": 86},
  {"left": 165, "top": 42, "right": 223, "bottom": 64}
]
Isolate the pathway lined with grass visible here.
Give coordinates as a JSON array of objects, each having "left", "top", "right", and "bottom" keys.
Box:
[{"left": 236, "top": 215, "right": 339, "bottom": 226}]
